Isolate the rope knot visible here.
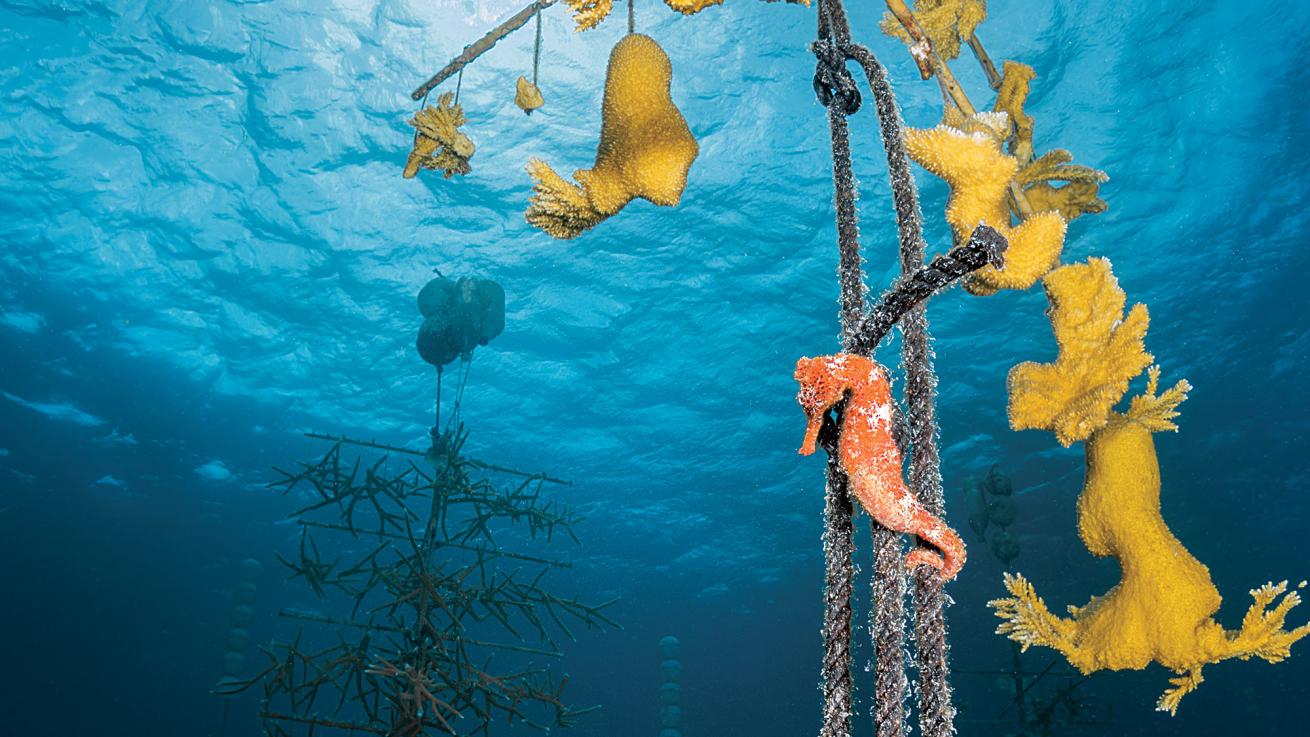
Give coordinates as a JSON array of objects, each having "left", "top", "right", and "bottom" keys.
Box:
[{"left": 811, "top": 39, "right": 861, "bottom": 116}]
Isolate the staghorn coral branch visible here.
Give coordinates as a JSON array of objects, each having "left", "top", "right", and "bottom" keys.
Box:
[
  {"left": 304, "top": 432, "right": 572, "bottom": 486},
  {"left": 260, "top": 711, "right": 389, "bottom": 734}
]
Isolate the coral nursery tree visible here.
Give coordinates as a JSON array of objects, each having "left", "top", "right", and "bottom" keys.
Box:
[{"left": 219, "top": 426, "right": 616, "bottom": 736}]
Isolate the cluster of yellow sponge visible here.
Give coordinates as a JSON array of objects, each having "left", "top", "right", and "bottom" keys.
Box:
[
  {"left": 990, "top": 257, "right": 1309, "bottom": 714},
  {"left": 403, "top": 92, "right": 475, "bottom": 180},
  {"left": 894, "top": 16, "right": 1310, "bottom": 705}
]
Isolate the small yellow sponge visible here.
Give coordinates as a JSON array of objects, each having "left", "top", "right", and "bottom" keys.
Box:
[{"left": 526, "top": 34, "right": 698, "bottom": 239}]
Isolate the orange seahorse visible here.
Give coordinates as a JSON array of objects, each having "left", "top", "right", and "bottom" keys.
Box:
[{"left": 795, "top": 353, "right": 966, "bottom": 580}]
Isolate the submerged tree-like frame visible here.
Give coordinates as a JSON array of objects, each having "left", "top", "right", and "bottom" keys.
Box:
[{"left": 216, "top": 425, "right": 616, "bottom": 736}]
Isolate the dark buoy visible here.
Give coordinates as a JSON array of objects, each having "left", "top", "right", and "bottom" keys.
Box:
[{"left": 416, "top": 274, "right": 505, "bottom": 368}]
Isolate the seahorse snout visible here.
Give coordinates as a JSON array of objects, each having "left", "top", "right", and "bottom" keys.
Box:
[
  {"left": 798, "top": 412, "right": 824, "bottom": 456},
  {"left": 795, "top": 356, "right": 841, "bottom": 456}
]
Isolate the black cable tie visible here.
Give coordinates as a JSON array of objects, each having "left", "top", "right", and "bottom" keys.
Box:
[{"left": 856, "top": 224, "right": 1009, "bottom": 352}]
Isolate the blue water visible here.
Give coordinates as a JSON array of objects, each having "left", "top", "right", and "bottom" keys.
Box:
[{"left": 1, "top": 0, "right": 1308, "bottom": 735}]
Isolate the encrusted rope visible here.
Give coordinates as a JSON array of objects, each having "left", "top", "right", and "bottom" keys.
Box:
[
  {"left": 411, "top": 0, "right": 558, "bottom": 101},
  {"left": 812, "top": 1, "right": 895, "bottom": 735},
  {"left": 852, "top": 47, "right": 955, "bottom": 737},
  {"left": 810, "top": 3, "right": 1008, "bottom": 737},
  {"left": 532, "top": 9, "right": 543, "bottom": 86},
  {"left": 813, "top": 3, "right": 861, "bottom": 734}
]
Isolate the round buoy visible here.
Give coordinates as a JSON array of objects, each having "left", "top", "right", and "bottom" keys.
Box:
[
  {"left": 661, "top": 658, "right": 682, "bottom": 680},
  {"left": 222, "top": 651, "right": 247, "bottom": 677},
  {"left": 989, "top": 495, "right": 1017, "bottom": 527},
  {"left": 989, "top": 528, "right": 1021, "bottom": 565},
  {"left": 415, "top": 276, "right": 506, "bottom": 368},
  {"left": 231, "top": 604, "right": 255, "bottom": 627},
  {"left": 658, "top": 635, "right": 680, "bottom": 660},
  {"left": 227, "top": 627, "right": 250, "bottom": 653}
]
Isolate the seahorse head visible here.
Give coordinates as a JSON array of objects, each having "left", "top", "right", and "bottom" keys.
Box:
[{"left": 795, "top": 354, "right": 882, "bottom": 455}]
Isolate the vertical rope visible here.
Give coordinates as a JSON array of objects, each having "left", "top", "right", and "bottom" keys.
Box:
[
  {"left": 810, "top": 4, "right": 960, "bottom": 737},
  {"left": 532, "top": 9, "right": 542, "bottom": 86},
  {"left": 816, "top": 112, "right": 859, "bottom": 736},
  {"left": 871, "top": 527, "right": 907, "bottom": 737},
  {"left": 850, "top": 46, "right": 955, "bottom": 737},
  {"left": 627, "top": 0, "right": 634, "bottom": 34},
  {"left": 447, "top": 356, "right": 473, "bottom": 429},
  {"left": 435, "top": 366, "right": 443, "bottom": 436},
  {"left": 819, "top": 442, "right": 855, "bottom": 737},
  {"left": 812, "top": 3, "right": 865, "bottom": 737}
]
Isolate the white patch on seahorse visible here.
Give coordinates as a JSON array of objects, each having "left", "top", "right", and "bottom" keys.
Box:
[{"left": 863, "top": 401, "right": 894, "bottom": 431}]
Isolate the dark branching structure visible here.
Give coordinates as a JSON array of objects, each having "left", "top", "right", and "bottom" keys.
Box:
[
  {"left": 810, "top": 1, "right": 1008, "bottom": 737},
  {"left": 956, "top": 659, "right": 1111, "bottom": 737},
  {"left": 216, "top": 425, "right": 616, "bottom": 735},
  {"left": 955, "top": 468, "right": 1112, "bottom": 737}
]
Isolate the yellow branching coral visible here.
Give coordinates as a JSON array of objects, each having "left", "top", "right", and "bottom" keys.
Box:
[
  {"left": 1124, "top": 365, "right": 1191, "bottom": 433},
  {"left": 1006, "top": 258, "right": 1152, "bottom": 447},
  {"left": 992, "top": 61, "right": 1036, "bottom": 160},
  {"left": 566, "top": 0, "right": 760, "bottom": 31},
  {"left": 880, "top": 0, "right": 986, "bottom": 61},
  {"left": 664, "top": 0, "right": 726, "bottom": 15},
  {"left": 1016, "top": 149, "right": 1106, "bottom": 189},
  {"left": 1016, "top": 149, "right": 1108, "bottom": 221},
  {"left": 991, "top": 427, "right": 1310, "bottom": 715},
  {"left": 515, "top": 76, "right": 544, "bottom": 114},
  {"left": 1022, "top": 181, "right": 1107, "bottom": 222},
  {"left": 526, "top": 34, "right": 698, "bottom": 239},
  {"left": 904, "top": 116, "right": 1067, "bottom": 295},
  {"left": 990, "top": 61, "right": 1109, "bottom": 222},
  {"left": 524, "top": 159, "right": 603, "bottom": 237},
  {"left": 992, "top": 259, "right": 1309, "bottom": 715},
  {"left": 565, "top": 0, "right": 614, "bottom": 32},
  {"left": 404, "top": 92, "right": 475, "bottom": 180}
]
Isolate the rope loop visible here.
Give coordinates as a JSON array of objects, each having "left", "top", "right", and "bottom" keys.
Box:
[{"left": 811, "top": 39, "right": 861, "bottom": 116}]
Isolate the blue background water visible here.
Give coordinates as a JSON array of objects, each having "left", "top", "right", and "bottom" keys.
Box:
[{"left": 1, "top": 0, "right": 1308, "bottom": 734}]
